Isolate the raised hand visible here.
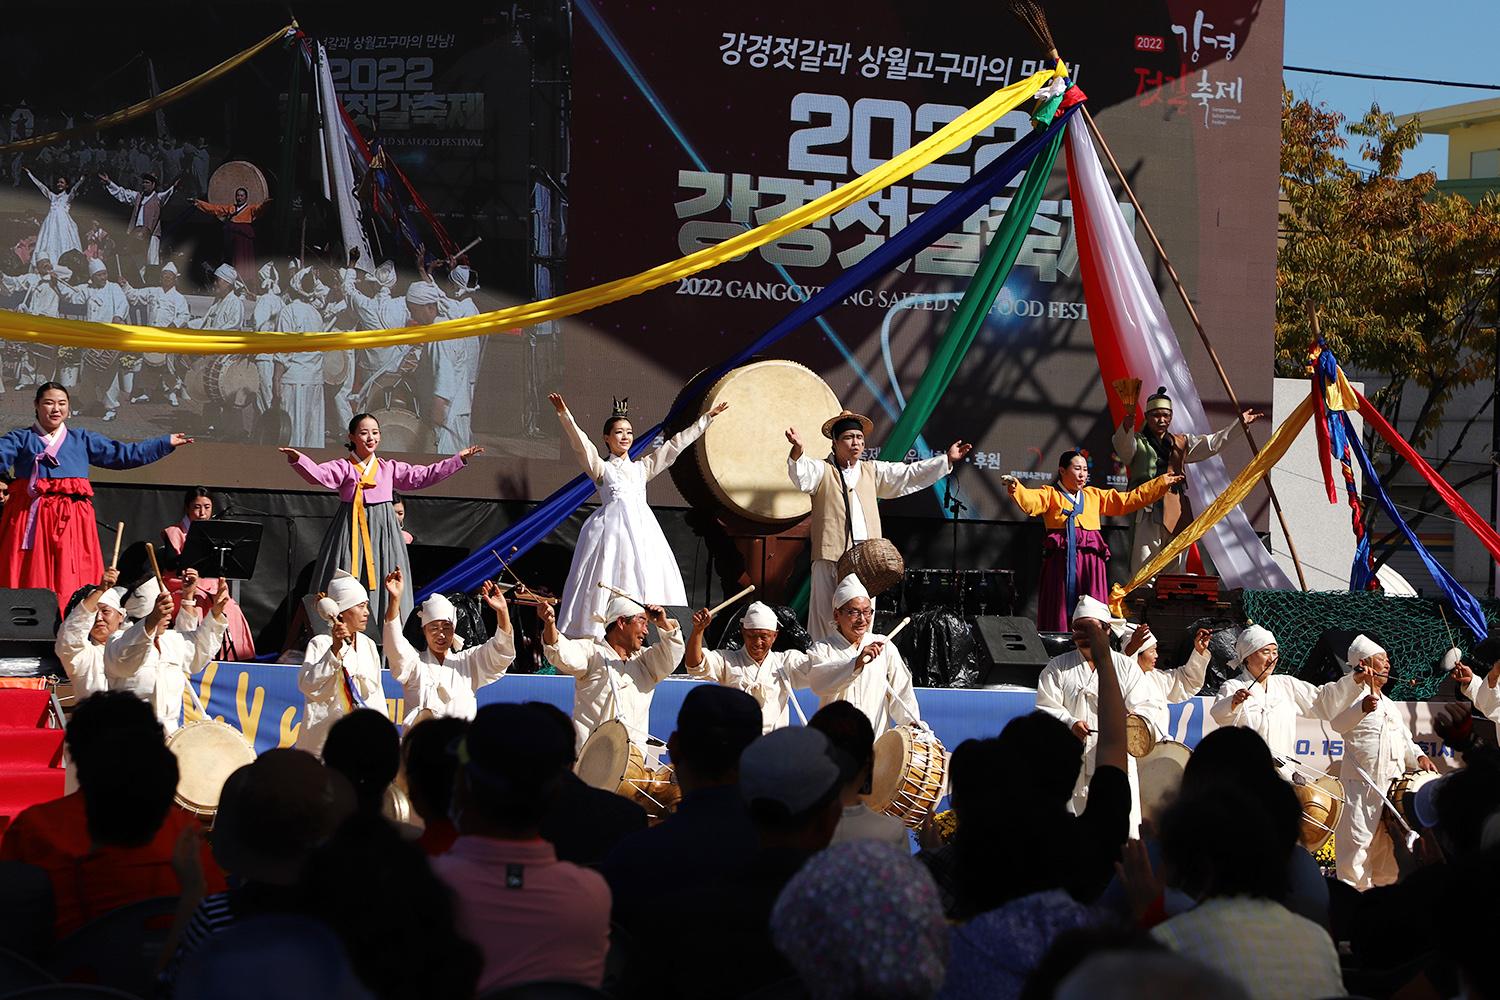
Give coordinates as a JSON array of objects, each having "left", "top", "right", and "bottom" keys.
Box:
[
  {"left": 480, "top": 579, "right": 507, "bottom": 612},
  {"left": 181, "top": 567, "right": 200, "bottom": 594},
  {"left": 1194, "top": 627, "right": 1212, "bottom": 654},
  {"left": 1164, "top": 473, "right": 1186, "bottom": 488},
  {"left": 1241, "top": 409, "right": 1263, "bottom": 427},
  {"left": 1124, "top": 624, "right": 1152, "bottom": 657},
  {"left": 278, "top": 447, "right": 303, "bottom": 463},
  {"left": 708, "top": 401, "right": 729, "bottom": 417},
  {"left": 857, "top": 640, "right": 885, "bottom": 668},
  {"left": 1231, "top": 689, "right": 1252, "bottom": 707},
  {"left": 212, "top": 580, "right": 231, "bottom": 617},
  {"left": 946, "top": 440, "right": 973, "bottom": 464},
  {"left": 691, "top": 608, "right": 712, "bottom": 631},
  {"left": 537, "top": 602, "right": 556, "bottom": 627},
  {"left": 1071, "top": 720, "right": 1092, "bottom": 741},
  {"left": 384, "top": 568, "right": 403, "bottom": 601},
  {"left": 458, "top": 445, "right": 484, "bottom": 462},
  {"left": 169, "top": 433, "right": 194, "bottom": 448},
  {"left": 644, "top": 604, "right": 668, "bottom": 626},
  {"left": 547, "top": 392, "right": 566, "bottom": 414},
  {"left": 147, "top": 590, "right": 175, "bottom": 631},
  {"left": 1452, "top": 663, "right": 1475, "bottom": 686},
  {"left": 330, "top": 619, "right": 352, "bottom": 655},
  {"left": 1361, "top": 694, "right": 1380, "bottom": 713},
  {"left": 101, "top": 567, "right": 119, "bottom": 589}
]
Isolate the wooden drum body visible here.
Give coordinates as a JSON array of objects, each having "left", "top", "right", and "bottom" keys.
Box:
[
  {"left": 866, "top": 724, "right": 948, "bottom": 828},
  {"left": 671, "top": 360, "right": 842, "bottom": 529},
  {"left": 575, "top": 719, "right": 680, "bottom": 823},
  {"left": 1388, "top": 769, "right": 1439, "bottom": 830},
  {"left": 1294, "top": 774, "right": 1344, "bottom": 853},
  {"left": 165, "top": 720, "right": 257, "bottom": 819}
]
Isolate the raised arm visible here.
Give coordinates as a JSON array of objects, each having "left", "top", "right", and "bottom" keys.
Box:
[
  {"left": 1210, "top": 677, "right": 1251, "bottom": 727},
  {"left": 184, "top": 594, "right": 229, "bottom": 674},
  {"left": 537, "top": 602, "right": 594, "bottom": 676},
  {"left": 1095, "top": 474, "right": 1179, "bottom": 517},
  {"left": 461, "top": 581, "right": 516, "bottom": 690},
  {"left": 101, "top": 176, "right": 137, "bottom": 205},
  {"left": 55, "top": 599, "right": 100, "bottom": 667},
  {"left": 871, "top": 453, "right": 951, "bottom": 500},
  {"left": 104, "top": 619, "right": 155, "bottom": 680},
  {"left": 387, "top": 452, "right": 469, "bottom": 492},
  {"left": 1088, "top": 627, "right": 1127, "bottom": 773},
  {"left": 628, "top": 606, "right": 685, "bottom": 685},
  {"left": 550, "top": 395, "right": 607, "bottom": 481},
  {"left": 283, "top": 451, "right": 349, "bottom": 490},
  {"left": 81, "top": 428, "right": 176, "bottom": 470},
  {"left": 299, "top": 634, "right": 344, "bottom": 699},
  {"left": 639, "top": 406, "right": 722, "bottom": 481},
  {"left": 683, "top": 608, "right": 720, "bottom": 678},
  {"left": 1004, "top": 479, "right": 1053, "bottom": 518},
  {"left": 1162, "top": 629, "right": 1211, "bottom": 702},
  {"left": 53, "top": 278, "right": 87, "bottom": 306},
  {"left": 25, "top": 169, "right": 50, "bottom": 198}
]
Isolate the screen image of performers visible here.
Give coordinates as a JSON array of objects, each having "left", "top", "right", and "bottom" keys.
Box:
[
  {"left": 1004, "top": 451, "right": 1180, "bottom": 633},
  {"left": 1036, "top": 596, "right": 1147, "bottom": 823},
  {"left": 298, "top": 570, "right": 389, "bottom": 756},
  {"left": 160, "top": 487, "right": 255, "bottom": 660},
  {"left": 1112, "top": 385, "right": 1261, "bottom": 574},
  {"left": 280, "top": 412, "right": 482, "bottom": 639},
  {"left": 99, "top": 170, "right": 176, "bottom": 271},
  {"left": 383, "top": 569, "right": 516, "bottom": 723},
  {"left": 786, "top": 409, "right": 968, "bottom": 641},
  {"left": 103, "top": 577, "right": 229, "bottom": 735},
  {"left": 549, "top": 393, "right": 726, "bottom": 639},
  {"left": 192, "top": 187, "right": 269, "bottom": 277},
  {"left": 684, "top": 600, "right": 868, "bottom": 734},
  {"left": 539, "top": 595, "right": 684, "bottom": 750},
  {"left": 0, "top": 383, "right": 191, "bottom": 600},
  {"left": 25, "top": 168, "right": 83, "bottom": 267},
  {"left": 274, "top": 267, "right": 330, "bottom": 448},
  {"left": 805, "top": 575, "right": 921, "bottom": 734}
]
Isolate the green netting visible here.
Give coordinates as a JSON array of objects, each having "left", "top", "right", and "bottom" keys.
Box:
[{"left": 1239, "top": 590, "right": 1500, "bottom": 701}]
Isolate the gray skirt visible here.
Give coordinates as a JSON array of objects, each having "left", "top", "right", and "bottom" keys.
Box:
[{"left": 310, "top": 499, "right": 411, "bottom": 640}]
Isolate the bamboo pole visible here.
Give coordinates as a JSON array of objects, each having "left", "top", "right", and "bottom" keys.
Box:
[{"left": 1080, "top": 106, "right": 1309, "bottom": 591}]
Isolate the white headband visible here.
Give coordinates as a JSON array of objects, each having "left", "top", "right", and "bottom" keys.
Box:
[{"left": 741, "top": 601, "right": 778, "bottom": 631}]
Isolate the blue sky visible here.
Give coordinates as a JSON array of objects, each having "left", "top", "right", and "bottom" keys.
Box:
[{"left": 1283, "top": 0, "right": 1500, "bottom": 177}]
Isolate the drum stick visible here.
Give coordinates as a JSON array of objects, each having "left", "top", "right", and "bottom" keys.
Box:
[
  {"left": 144, "top": 542, "right": 165, "bottom": 590},
  {"left": 706, "top": 585, "right": 755, "bottom": 618},
  {"left": 598, "top": 581, "right": 650, "bottom": 609},
  {"left": 109, "top": 521, "right": 124, "bottom": 570},
  {"left": 884, "top": 616, "right": 912, "bottom": 642},
  {"left": 450, "top": 236, "right": 482, "bottom": 261},
  {"left": 1439, "top": 605, "right": 1456, "bottom": 650},
  {"left": 1354, "top": 763, "right": 1418, "bottom": 846}
]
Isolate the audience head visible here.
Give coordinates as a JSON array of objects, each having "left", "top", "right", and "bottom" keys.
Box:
[
  {"left": 809, "top": 700, "right": 877, "bottom": 801},
  {"left": 322, "top": 710, "right": 400, "bottom": 818},
  {"left": 1020, "top": 927, "right": 1167, "bottom": 1000},
  {"left": 600, "top": 594, "right": 649, "bottom": 653},
  {"left": 451, "top": 703, "right": 573, "bottom": 834},
  {"left": 1053, "top": 950, "right": 1250, "bottom": 1000},
  {"left": 739, "top": 727, "right": 849, "bottom": 850},
  {"left": 176, "top": 915, "right": 375, "bottom": 1000},
  {"left": 1057, "top": 450, "right": 1089, "bottom": 490},
  {"left": 739, "top": 601, "right": 780, "bottom": 663},
  {"left": 1233, "top": 625, "right": 1278, "bottom": 681},
  {"left": 391, "top": 493, "right": 406, "bottom": 524},
  {"left": 832, "top": 574, "right": 873, "bottom": 643},
  {"left": 667, "top": 684, "right": 762, "bottom": 792},
  {"left": 183, "top": 485, "right": 214, "bottom": 521},
  {"left": 1159, "top": 781, "right": 1290, "bottom": 902},
  {"left": 213, "top": 749, "right": 356, "bottom": 885},
  {"left": 1427, "top": 747, "right": 1500, "bottom": 860},
  {"left": 401, "top": 716, "right": 469, "bottom": 827},
  {"left": 525, "top": 701, "right": 578, "bottom": 766},
  {"left": 83, "top": 726, "right": 178, "bottom": 849},
  {"left": 66, "top": 691, "right": 162, "bottom": 775},
  {"left": 771, "top": 842, "right": 948, "bottom": 1000}
]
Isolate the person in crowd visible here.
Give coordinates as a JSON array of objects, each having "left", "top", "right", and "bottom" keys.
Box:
[
  {"left": 687, "top": 600, "right": 868, "bottom": 733},
  {"left": 539, "top": 594, "right": 684, "bottom": 749},
  {"left": 602, "top": 685, "right": 762, "bottom": 934},
  {"left": 401, "top": 716, "right": 469, "bottom": 856},
  {"left": 104, "top": 575, "right": 228, "bottom": 735},
  {"left": 280, "top": 411, "right": 481, "bottom": 638},
  {"left": 0, "top": 256, "right": 66, "bottom": 325},
  {"left": 118, "top": 260, "right": 191, "bottom": 410},
  {"left": 302, "top": 813, "right": 481, "bottom": 1000},
  {"left": 786, "top": 409, "right": 968, "bottom": 640},
  {"left": 1004, "top": 452, "right": 1180, "bottom": 632},
  {"left": 1121, "top": 623, "right": 1210, "bottom": 743},
  {"left": 771, "top": 841, "right": 950, "bottom": 1000},
  {"left": 1209, "top": 625, "right": 1350, "bottom": 761},
  {"left": 550, "top": 391, "right": 727, "bottom": 637},
  {"left": 190, "top": 263, "right": 246, "bottom": 332},
  {"left": 1111, "top": 385, "right": 1260, "bottom": 573},
  {"left": 806, "top": 574, "right": 921, "bottom": 732},
  {"left": 82, "top": 217, "right": 112, "bottom": 261},
  {"left": 322, "top": 709, "right": 402, "bottom": 820},
  {"left": 250, "top": 262, "right": 284, "bottom": 412},
  {"left": 1036, "top": 595, "right": 1144, "bottom": 818},
  {"left": 24, "top": 168, "right": 83, "bottom": 265},
  {"left": 527, "top": 700, "right": 648, "bottom": 866},
  {"left": 1053, "top": 951, "right": 1252, "bottom": 1000},
  {"left": 53, "top": 567, "right": 125, "bottom": 697},
  {"left": 99, "top": 169, "right": 176, "bottom": 267},
  {"left": 382, "top": 569, "right": 514, "bottom": 721},
  {"left": 1149, "top": 783, "right": 1346, "bottom": 999},
  {"left": 431, "top": 703, "right": 611, "bottom": 993},
  {"left": 274, "top": 266, "right": 329, "bottom": 448},
  {"left": 0, "top": 383, "right": 188, "bottom": 599},
  {"left": 0, "top": 692, "right": 225, "bottom": 940},
  {"left": 158, "top": 749, "right": 356, "bottom": 995},
  {"left": 939, "top": 615, "right": 1129, "bottom": 999},
  {"left": 1320, "top": 635, "right": 1436, "bottom": 889},
  {"left": 808, "top": 700, "right": 908, "bottom": 849},
  {"left": 424, "top": 270, "right": 482, "bottom": 455},
  {"left": 191, "top": 186, "right": 269, "bottom": 276},
  {"left": 173, "top": 916, "right": 374, "bottom": 1000},
  {"left": 161, "top": 486, "right": 255, "bottom": 660},
  {"left": 341, "top": 261, "right": 410, "bottom": 408},
  {"left": 297, "top": 569, "right": 390, "bottom": 756}
]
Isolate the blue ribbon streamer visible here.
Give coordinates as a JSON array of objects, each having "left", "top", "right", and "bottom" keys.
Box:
[
  {"left": 1339, "top": 409, "right": 1487, "bottom": 637},
  {"left": 419, "top": 106, "right": 1077, "bottom": 600}
]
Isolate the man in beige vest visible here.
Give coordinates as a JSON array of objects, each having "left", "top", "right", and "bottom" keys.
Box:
[{"left": 786, "top": 408, "right": 970, "bottom": 640}]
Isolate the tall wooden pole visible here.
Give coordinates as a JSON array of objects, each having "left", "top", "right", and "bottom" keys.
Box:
[{"left": 1080, "top": 107, "right": 1309, "bottom": 591}]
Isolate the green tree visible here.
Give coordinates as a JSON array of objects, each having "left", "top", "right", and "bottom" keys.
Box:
[{"left": 1277, "top": 89, "right": 1500, "bottom": 571}]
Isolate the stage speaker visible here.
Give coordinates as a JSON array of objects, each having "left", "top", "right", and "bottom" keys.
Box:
[
  {"left": 974, "top": 616, "right": 1052, "bottom": 688},
  {"left": 0, "top": 588, "right": 61, "bottom": 678}
]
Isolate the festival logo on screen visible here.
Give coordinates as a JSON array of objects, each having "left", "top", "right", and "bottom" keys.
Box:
[
  {"left": 322, "top": 34, "right": 486, "bottom": 146},
  {"left": 1133, "top": 7, "right": 1245, "bottom": 127}
]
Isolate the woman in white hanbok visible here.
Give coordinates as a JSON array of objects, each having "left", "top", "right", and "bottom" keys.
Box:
[
  {"left": 551, "top": 393, "right": 727, "bottom": 638},
  {"left": 27, "top": 169, "right": 82, "bottom": 266}
]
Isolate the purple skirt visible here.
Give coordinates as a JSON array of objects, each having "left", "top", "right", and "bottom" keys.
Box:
[{"left": 1036, "top": 527, "right": 1110, "bottom": 632}]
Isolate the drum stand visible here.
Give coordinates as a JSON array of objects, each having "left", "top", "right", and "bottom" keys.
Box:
[{"left": 943, "top": 469, "right": 966, "bottom": 598}]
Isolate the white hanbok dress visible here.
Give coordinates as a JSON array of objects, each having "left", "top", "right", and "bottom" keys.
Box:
[
  {"left": 555, "top": 405, "right": 715, "bottom": 638},
  {"left": 28, "top": 170, "right": 82, "bottom": 265}
]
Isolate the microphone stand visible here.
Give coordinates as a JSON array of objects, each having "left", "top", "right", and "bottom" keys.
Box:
[
  {"left": 220, "top": 497, "right": 328, "bottom": 642},
  {"left": 943, "top": 464, "right": 967, "bottom": 612}
]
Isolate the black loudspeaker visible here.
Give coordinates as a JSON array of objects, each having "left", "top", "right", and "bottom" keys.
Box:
[
  {"left": 974, "top": 616, "right": 1052, "bottom": 688},
  {"left": 0, "top": 588, "right": 62, "bottom": 678}
]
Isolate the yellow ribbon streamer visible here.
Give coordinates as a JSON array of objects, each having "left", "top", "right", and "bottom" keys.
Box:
[
  {"left": 0, "top": 25, "right": 297, "bottom": 154},
  {"left": 1109, "top": 394, "right": 1315, "bottom": 616},
  {"left": 0, "top": 64, "right": 1064, "bottom": 355},
  {"left": 349, "top": 456, "right": 379, "bottom": 589}
]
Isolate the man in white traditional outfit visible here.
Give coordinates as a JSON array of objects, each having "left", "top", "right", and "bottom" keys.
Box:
[
  {"left": 114, "top": 260, "right": 191, "bottom": 412},
  {"left": 99, "top": 170, "right": 176, "bottom": 267},
  {"left": 786, "top": 409, "right": 970, "bottom": 640},
  {"left": 103, "top": 577, "right": 229, "bottom": 736},
  {"left": 539, "top": 594, "right": 684, "bottom": 750},
  {"left": 275, "top": 267, "right": 328, "bottom": 448},
  {"left": 297, "top": 569, "right": 389, "bottom": 756},
  {"left": 1111, "top": 385, "right": 1262, "bottom": 574},
  {"left": 1, "top": 256, "right": 66, "bottom": 320},
  {"left": 191, "top": 263, "right": 246, "bottom": 331},
  {"left": 805, "top": 575, "right": 921, "bottom": 733},
  {"left": 1036, "top": 596, "right": 1145, "bottom": 820},
  {"left": 343, "top": 261, "right": 410, "bottom": 409},
  {"left": 429, "top": 267, "right": 482, "bottom": 454},
  {"left": 1120, "top": 622, "right": 1211, "bottom": 743},
  {"left": 1449, "top": 634, "right": 1500, "bottom": 722},
  {"left": 684, "top": 600, "right": 872, "bottom": 733},
  {"left": 251, "top": 262, "right": 285, "bottom": 413},
  {"left": 53, "top": 569, "right": 127, "bottom": 699},
  {"left": 382, "top": 569, "right": 515, "bottom": 722},
  {"left": 1210, "top": 625, "right": 1346, "bottom": 762},
  {"left": 1317, "top": 634, "right": 1436, "bottom": 890}
]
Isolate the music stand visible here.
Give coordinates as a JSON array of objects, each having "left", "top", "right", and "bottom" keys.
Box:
[{"left": 180, "top": 519, "right": 264, "bottom": 580}]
